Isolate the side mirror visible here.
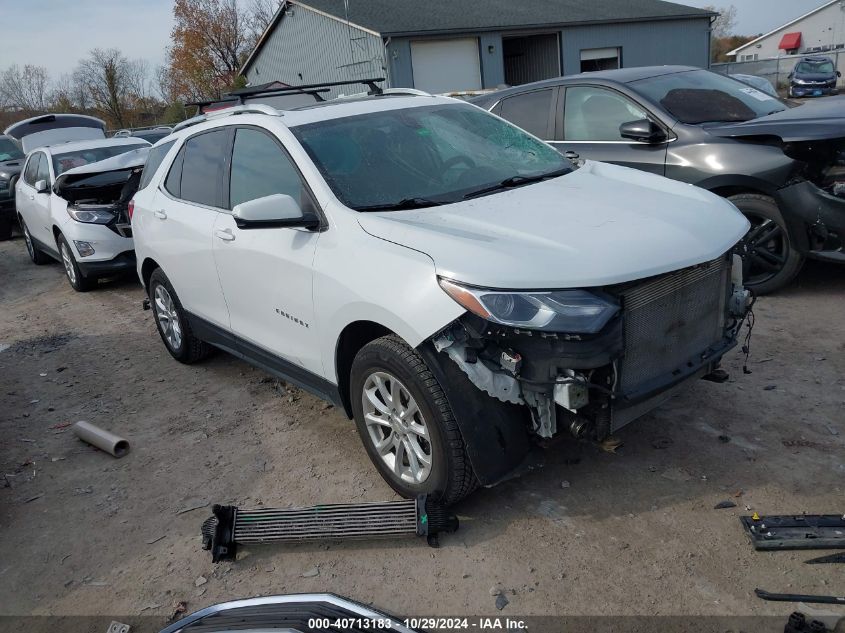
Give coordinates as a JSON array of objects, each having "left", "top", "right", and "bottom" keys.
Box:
[
  {"left": 232, "top": 193, "right": 320, "bottom": 230},
  {"left": 619, "top": 119, "right": 667, "bottom": 144},
  {"left": 35, "top": 179, "right": 49, "bottom": 194},
  {"left": 838, "top": 71, "right": 842, "bottom": 78}
]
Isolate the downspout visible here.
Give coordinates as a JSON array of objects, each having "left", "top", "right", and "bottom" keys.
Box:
[{"left": 383, "top": 36, "right": 392, "bottom": 88}]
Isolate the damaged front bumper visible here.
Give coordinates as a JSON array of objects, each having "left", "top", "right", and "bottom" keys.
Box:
[
  {"left": 777, "top": 180, "right": 845, "bottom": 263},
  {"left": 431, "top": 253, "right": 751, "bottom": 447}
]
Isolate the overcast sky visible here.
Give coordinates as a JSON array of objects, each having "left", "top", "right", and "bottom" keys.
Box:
[{"left": 0, "top": 0, "right": 834, "bottom": 79}]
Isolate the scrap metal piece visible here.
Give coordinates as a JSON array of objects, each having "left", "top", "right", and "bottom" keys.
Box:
[
  {"left": 755, "top": 588, "right": 845, "bottom": 606},
  {"left": 741, "top": 514, "right": 845, "bottom": 550},
  {"left": 106, "top": 622, "right": 130, "bottom": 633}
]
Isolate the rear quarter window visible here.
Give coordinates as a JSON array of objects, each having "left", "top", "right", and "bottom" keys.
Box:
[{"left": 139, "top": 140, "right": 176, "bottom": 190}]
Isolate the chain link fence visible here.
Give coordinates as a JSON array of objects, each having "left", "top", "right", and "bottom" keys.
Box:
[{"left": 712, "top": 52, "right": 845, "bottom": 96}]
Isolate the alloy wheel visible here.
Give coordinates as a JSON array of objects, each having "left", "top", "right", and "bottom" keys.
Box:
[
  {"left": 154, "top": 284, "right": 183, "bottom": 351},
  {"left": 361, "top": 371, "right": 433, "bottom": 485},
  {"left": 60, "top": 243, "right": 77, "bottom": 285},
  {"left": 740, "top": 213, "right": 789, "bottom": 286}
]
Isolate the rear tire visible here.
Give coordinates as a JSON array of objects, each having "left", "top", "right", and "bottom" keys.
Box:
[
  {"left": 149, "top": 268, "right": 213, "bottom": 364},
  {"left": 58, "top": 234, "right": 96, "bottom": 292},
  {"left": 729, "top": 193, "right": 804, "bottom": 295},
  {"left": 350, "top": 334, "right": 477, "bottom": 505},
  {"left": 20, "top": 217, "right": 50, "bottom": 265}
]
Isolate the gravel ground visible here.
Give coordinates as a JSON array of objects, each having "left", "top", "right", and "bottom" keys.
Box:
[{"left": 0, "top": 236, "right": 843, "bottom": 624}]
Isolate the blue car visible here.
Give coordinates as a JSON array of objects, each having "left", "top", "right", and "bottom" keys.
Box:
[{"left": 789, "top": 56, "right": 841, "bottom": 98}]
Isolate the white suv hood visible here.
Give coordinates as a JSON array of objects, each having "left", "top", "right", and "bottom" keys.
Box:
[{"left": 357, "top": 161, "right": 749, "bottom": 289}]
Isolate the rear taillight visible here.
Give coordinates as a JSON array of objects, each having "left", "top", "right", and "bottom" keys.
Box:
[{"left": 128, "top": 200, "right": 135, "bottom": 221}]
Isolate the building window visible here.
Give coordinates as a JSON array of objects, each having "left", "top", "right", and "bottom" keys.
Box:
[
  {"left": 741, "top": 54, "right": 759, "bottom": 61},
  {"left": 580, "top": 47, "right": 621, "bottom": 72}
]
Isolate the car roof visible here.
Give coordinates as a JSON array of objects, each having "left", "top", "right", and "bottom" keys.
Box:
[
  {"left": 471, "top": 65, "right": 701, "bottom": 104},
  {"left": 41, "top": 136, "right": 150, "bottom": 155},
  {"left": 800, "top": 55, "right": 834, "bottom": 62},
  {"left": 169, "top": 94, "right": 467, "bottom": 141}
]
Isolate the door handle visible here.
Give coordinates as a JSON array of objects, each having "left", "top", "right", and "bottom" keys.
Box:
[
  {"left": 29, "top": 194, "right": 34, "bottom": 200},
  {"left": 215, "top": 228, "right": 235, "bottom": 242},
  {"left": 153, "top": 209, "right": 167, "bottom": 219}
]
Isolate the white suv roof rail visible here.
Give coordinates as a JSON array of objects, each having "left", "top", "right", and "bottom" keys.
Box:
[{"left": 173, "top": 104, "right": 282, "bottom": 133}]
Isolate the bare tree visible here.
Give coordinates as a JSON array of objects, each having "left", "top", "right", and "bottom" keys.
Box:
[
  {"left": 704, "top": 4, "right": 738, "bottom": 38},
  {"left": 0, "top": 65, "right": 51, "bottom": 112},
  {"left": 248, "top": 0, "right": 282, "bottom": 41},
  {"left": 73, "top": 48, "right": 141, "bottom": 127}
]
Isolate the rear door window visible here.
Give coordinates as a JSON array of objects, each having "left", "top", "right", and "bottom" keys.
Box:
[
  {"left": 179, "top": 129, "right": 229, "bottom": 207},
  {"left": 497, "top": 89, "right": 554, "bottom": 138}
]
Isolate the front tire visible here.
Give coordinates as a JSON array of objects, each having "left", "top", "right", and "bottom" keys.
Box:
[
  {"left": 149, "top": 268, "right": 213, "bottom": 364},
  {"left": 729, "top": 193, "right": 804, "bottom": 295},
  {"left": 350, "top": 335, "right": 477, "bottom": 505},
  {"left": 20, "top": 217, "right": 50, "bottom": 265},
  {"left": 58, "top": 234, "right": 96, "bottom": 292}
]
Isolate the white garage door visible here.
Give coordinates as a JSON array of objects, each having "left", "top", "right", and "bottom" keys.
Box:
[{"left": 410, "top": 38, "right": 482, "bottom": 93}]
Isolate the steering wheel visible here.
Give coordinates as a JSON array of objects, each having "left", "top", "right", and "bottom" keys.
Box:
[{"left": 441, "top": 155, "right": 476, "bottom": 172}]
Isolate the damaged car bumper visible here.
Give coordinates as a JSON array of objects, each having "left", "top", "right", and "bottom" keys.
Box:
[
  {"left": 431, "top": 253, "right": 751, "bottom": 449},
  {"left": 777, "top": 180, "right": 845, "bottom": 263}
]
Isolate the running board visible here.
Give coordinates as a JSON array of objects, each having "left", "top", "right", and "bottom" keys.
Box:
[
  {"left": 741, "top": 514, "right": 845, "bottom": 550},
  {"left": 201, "top": 496, "right": 458, "bottom": 562}
]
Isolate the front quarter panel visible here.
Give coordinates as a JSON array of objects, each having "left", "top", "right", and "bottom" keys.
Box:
[
  {"left": 665, "top": 127, "right": 797, "bottom": 194},
  {"left": 313, "top": 204, "right": 465, "bottom": 382}
]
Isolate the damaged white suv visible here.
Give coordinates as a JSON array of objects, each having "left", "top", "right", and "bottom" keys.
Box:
[{"left": 132, "top": 89, "right": 752, "bottom": 504}]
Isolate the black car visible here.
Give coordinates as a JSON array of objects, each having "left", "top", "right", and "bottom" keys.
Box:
[
  {"left": 471, "top": 66, "right": 845, "bottom": 293},
  {"left": 788, "top": 55, "right": 840, "bottom": 98},
  {"left": 0, "top": 134, "right": 25, "bottom": 240}
]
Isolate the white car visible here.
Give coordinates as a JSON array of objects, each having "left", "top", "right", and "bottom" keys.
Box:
[
  {"left": 132, "top": 88, "right": 752, "bottom": 504},
  {"left": 6, "top": 114, "right": 149, "bottom": 291}
]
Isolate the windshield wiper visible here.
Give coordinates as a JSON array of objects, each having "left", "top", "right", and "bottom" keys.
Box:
[
  {"left": 355, "top": 197, "right": 445, "bottom": 212},
  {"left": 462, "top": 167, "right": 571, "bottom": 200}
]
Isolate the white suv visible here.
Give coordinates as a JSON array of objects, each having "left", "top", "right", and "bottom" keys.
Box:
[
  {"left": 7, "top": 114, "right": 149, "bottom": 291},
  {"left": 132, "top": 89, "right": 751, "bottom": 504}
]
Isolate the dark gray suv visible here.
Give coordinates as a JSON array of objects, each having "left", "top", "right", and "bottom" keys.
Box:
[{"left": 471, "top": 66, "right": 845, "bottom": 293}]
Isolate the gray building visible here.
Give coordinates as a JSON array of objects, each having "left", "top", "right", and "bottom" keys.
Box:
[{"left": 240, "top": 0, "right": 715, "bottom": 96}]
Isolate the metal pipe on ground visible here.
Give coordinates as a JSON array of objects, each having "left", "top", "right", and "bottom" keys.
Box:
[{"left": 72, "top": 421, "right": 130, "bottom": 458}]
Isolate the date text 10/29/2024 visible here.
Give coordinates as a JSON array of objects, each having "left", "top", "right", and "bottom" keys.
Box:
[{"left": 307, "top": 617, "right": 528, "bottom": 630}]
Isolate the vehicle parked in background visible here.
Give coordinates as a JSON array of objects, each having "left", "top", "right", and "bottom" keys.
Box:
[
  {"left": 5, "top": 114, "right": 149, "bottom": 291},
  {"left": 731, "top": 73, "right": 778, "bottom": 97},
  {"left": 132, "top": 86, "right": 751, "bottom": 504},
  {"left": 0, "top": 134, "right": 25, "bottom": 240},
  {"left": 788, "top": 56, "right": 840, "bottom": 98},
  {"left": 113, "top": 126, "right": 173, "bottom": 144},
  {"left": 472, "top": 66, "right": 845, "bottom": 293}
]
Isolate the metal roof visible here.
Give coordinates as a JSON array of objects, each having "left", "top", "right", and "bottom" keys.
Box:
[{"left": 296, "top": 0, "right": 714, "bottom": 35}]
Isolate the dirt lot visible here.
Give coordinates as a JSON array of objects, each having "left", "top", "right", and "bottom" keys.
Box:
[{"left": 1, "top": 236, "right": 843, "bottom": 623}]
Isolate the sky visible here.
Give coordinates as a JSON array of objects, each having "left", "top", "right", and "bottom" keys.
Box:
[{"left": 0, "top": 0, "right": 836, "bottom": 80}]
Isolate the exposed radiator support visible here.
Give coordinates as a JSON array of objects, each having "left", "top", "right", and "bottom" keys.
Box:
[{"left": 201, "top": 496, "right": 459, "bottom": 562}]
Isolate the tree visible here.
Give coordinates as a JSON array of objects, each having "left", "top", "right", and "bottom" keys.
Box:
[
  {"left": 167, "top": 0, "right": 256, "bottom": 101},
  {"left": 248, "top": 0, "right": 282, "bottom": 41},
  {"left": 73, "top": 49, "right": 150, "bottom": 127},
  {"left": 703, "top": 5, "right": 754, "bottom": 63},
  {"left": 0, "top": 65, "right": 51, "bottom": 113}
]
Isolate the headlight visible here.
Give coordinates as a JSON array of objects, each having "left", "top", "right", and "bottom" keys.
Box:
[
  {"left": 438, "top": 278, "right": 619, "bottom": 333},
  {"left": 67, "top": 206, "right": 115, "bottom": 224},
  {"left": 794, "top": 79, "right": 809, "bottom": 85}
]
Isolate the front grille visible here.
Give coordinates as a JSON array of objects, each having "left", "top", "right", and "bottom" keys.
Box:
[{"left": 617, "top": 256, "right": 729, "bottom": 394}]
